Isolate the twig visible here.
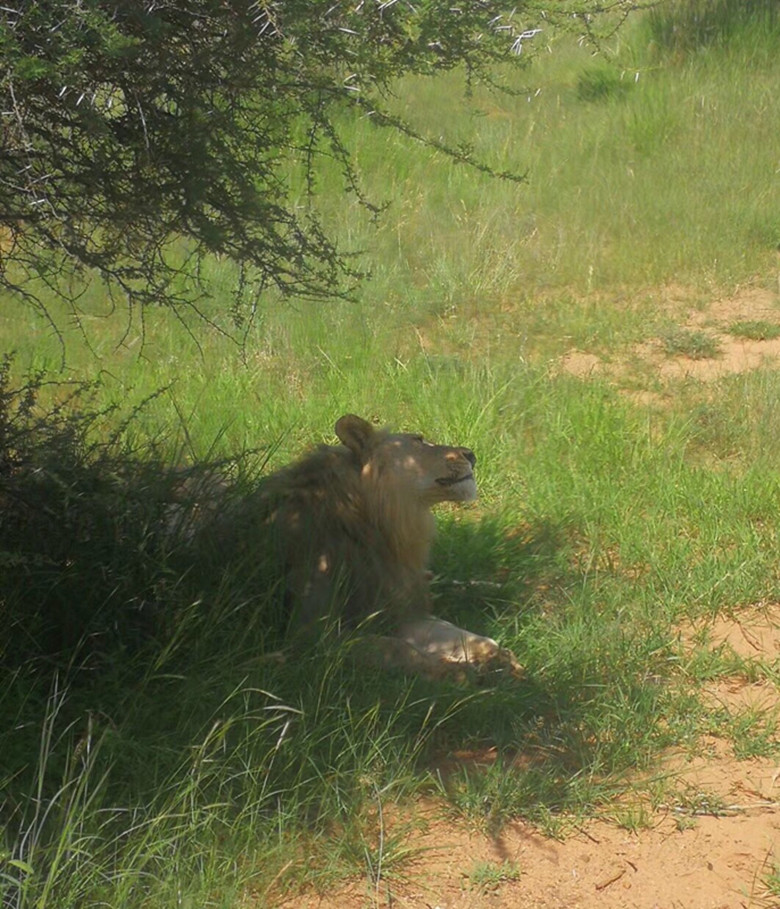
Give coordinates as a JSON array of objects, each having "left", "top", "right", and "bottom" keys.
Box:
[
  {"left": 595, "top": 867, "right": 626, "bottom": 891},
  {"left": 669, "top": 800, "right": 780, "bottom": 817}
]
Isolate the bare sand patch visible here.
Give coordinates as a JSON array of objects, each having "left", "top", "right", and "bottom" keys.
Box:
[
  {"left": 559, "top": 286, "right": 780, "bottom": 386},
  {"left": 270, "top": 608, "right": 780, "bottom": 909},
  {"left": 686, "top": 604, "right": 780, "bottom": 663},
  {"left": 281, "top": 807, "right": 779, "bottom": 908}
]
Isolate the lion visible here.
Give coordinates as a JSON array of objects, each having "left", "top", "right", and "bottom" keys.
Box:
[{"left": 252, "top": 414, "right": 523, "bottom": 680}]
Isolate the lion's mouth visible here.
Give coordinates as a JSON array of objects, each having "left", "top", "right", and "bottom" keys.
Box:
[{"left": 436, "top": 473, "right": 474, "bottom": 487}]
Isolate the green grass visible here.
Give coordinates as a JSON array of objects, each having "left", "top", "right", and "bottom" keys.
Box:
[
  {"left": 464, "top": 859, "right": 522, "bottom": 891},
  {"left": 2, "top": 9, "right": 780, "bottom": 908},
  {"left": 728, "top": 319, "right": 780, "bottom": 341},
  {"left": 659, "top": 326, "right": 722, "bottom": 359}
]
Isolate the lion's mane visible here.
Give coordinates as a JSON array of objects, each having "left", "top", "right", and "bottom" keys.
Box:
[{"left": 258, "top": 413, "right": 476, "bottom": 631}]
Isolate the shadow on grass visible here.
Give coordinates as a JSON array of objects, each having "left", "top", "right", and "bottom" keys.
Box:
[
  {"left": 431, "top": 512, "right": 575, "bottom": 628},
  {"left": 420, "top": 513, "right": 675, "bottom": 829},
  {"left": 0, "top": 378, "right": 675, "bottom": 903}
]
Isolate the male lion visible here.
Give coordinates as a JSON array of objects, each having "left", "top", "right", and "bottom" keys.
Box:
[{"left": 256, "top": 414, "right": 522, "bottom": 680}]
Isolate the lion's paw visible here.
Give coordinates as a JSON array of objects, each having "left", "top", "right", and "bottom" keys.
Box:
[{"left": 399, "top": 617, "right": 524, "bottom": 681}]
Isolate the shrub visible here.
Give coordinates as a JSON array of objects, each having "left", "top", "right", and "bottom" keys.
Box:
[{"left": 0, "top": 360, "right": 200, "bottom": 665}]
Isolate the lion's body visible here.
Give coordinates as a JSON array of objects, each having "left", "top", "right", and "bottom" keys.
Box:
[
  {"left": 259, "top": 414, "right": 477, "bottom": 631},
  {"left": 185, "top": 414, "right": 522, "bottom": 679}
]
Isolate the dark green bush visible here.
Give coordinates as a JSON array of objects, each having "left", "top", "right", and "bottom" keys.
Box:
[
  {"left": 576, "top": 64, "right": 632, "bottom": 103},
  {"left": 0, "top": 360, "right": 233, "bottom": 667}
]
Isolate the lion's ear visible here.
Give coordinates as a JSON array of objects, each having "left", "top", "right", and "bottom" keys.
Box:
[{"left": 335, "top": 414, "right": 375, "bottom": 456}]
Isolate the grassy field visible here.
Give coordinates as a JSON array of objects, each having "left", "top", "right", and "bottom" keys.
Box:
[{"left": 2, "top": 4, "right": 780, "bottom": 906}]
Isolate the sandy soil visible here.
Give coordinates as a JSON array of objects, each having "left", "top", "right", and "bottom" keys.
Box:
[{"left": 275, "top": 607, "right": 780, "bottom": 909}]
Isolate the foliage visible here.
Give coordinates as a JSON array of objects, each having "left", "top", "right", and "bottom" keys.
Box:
[{"left": 0, "top": 1, "right": 644, "bottom": 329}]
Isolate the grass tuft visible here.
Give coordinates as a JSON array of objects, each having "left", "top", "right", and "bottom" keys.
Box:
[
  {"left": 659, "top": 327, "right": 722, "bottom": 359},
  {"left": 727, "top": 320, "right": 780, "bottom": 341},
  {"left": 576, "top": 64, "right": 633, "bottom": 103},
  {"left": 464, "top": 859, "right": 522, "bottom": 891}
]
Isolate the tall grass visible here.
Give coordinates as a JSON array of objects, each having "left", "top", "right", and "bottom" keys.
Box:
[
  {"left": 4, "top": 360, "right": 780, "bottom": 903},
  {"left": 2, "top": 10, "right": 780, "bottom": 906},
  {"left": 644, "top": 0, "right": 779, "bottom": 52}
]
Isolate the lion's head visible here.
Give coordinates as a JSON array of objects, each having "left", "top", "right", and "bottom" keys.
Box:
[{"left": 334, "top": 414, "right": 477, "bottom": 507}]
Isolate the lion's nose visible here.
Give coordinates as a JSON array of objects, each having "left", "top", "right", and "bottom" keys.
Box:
[{"left": 461, "top": 448, "right": 476, "bottom": 468}]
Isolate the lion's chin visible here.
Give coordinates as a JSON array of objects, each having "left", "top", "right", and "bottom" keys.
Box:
[{"left": 435, "top": 475, "right": 477, "bottom": 503}]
